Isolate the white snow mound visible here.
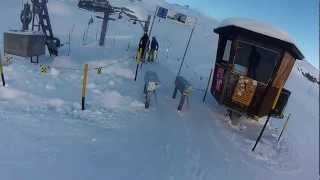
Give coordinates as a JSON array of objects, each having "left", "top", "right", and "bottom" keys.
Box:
[{"left": 217, "top": 18, "right": 296, "bottom": 44}]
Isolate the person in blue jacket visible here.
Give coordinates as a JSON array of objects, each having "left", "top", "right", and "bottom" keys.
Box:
[{"left": 148, "top": 37, "right": 159, "bottom": 62}]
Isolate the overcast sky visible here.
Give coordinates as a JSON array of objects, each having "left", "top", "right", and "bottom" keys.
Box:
[{"left": 167, "top": 0, "right": 319, "bottom": 68}]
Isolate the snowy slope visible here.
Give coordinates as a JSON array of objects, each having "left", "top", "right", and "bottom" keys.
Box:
[{"left": 0, "top": 0, "right": 318, "bottom": 180}]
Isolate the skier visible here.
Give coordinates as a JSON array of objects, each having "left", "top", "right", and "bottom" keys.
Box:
[
  {"left": 137, "top": 33, "right": 149, "bottom": 63},
  {"left": 148, "top": 36, "right": 159, "bottom": 63},
  {"left": 20, "top": 2, "right": 32, "bottom": 31}
]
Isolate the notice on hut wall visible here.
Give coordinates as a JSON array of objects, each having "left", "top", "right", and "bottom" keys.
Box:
[
  {"left": 214, "top": 67, "right": 225, "bottom": 94},
  {"left": 232, "top": 76, "right": 257, "bottom": 106}
]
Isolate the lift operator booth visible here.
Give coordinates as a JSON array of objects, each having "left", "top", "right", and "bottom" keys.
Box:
[{"left": 210, "top": 18, "right": 304, "bottom": 119}]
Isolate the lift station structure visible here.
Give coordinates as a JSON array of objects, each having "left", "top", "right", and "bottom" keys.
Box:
[{"left": 78, "top": 0, "right": 151, "bottom": 46}]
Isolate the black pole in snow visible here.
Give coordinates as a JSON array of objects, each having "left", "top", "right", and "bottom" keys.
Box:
[
  {"left": 134, "top": 63, "right": 139, "bottom": 81},
  {"left": 0, "top": 53, "right": 5, "bottom": 87},
  {"left": 99, "top": 10, "right": 109, "bottom": 46},
  {"left": 148, "top": 7, "right": 158, "bottom": 38},
  {"left": 1, "top": 72, "right": 5, "bottom": 87},
  {"left": 177, "top": 21, "right": 197, "bottom": 77},
  {"left": 277, "top": 113, "right": 291, "bottom": 142},
  {"left": 203, "top": 68, "right": 213, "bottom": 103},
  {"left": 252, "top": 114, "right": 271, "bottom": 151}
]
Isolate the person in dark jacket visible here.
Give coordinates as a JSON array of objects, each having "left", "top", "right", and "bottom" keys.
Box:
[
  {"left": 137, "top": 33, "right": 149, "bottom": 62},
  {"left": 148, "top": 37, "right": 159, "bottom": 62},
  {"left": 20, "top": 3, "right": 32, "bottom": 31},
  {"left": 248, "top": 46, "right": 260, "bottom": 79}
]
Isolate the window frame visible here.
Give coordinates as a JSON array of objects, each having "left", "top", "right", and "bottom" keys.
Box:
[{"left": 232, "top": 40, "right": 282, "bottom": 85}]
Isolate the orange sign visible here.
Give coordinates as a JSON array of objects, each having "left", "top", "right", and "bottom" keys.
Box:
[{"left": 232, "top": 76, "right": 257, "bottom": 106}]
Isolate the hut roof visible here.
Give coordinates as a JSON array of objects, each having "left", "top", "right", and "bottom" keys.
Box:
[{"left": 214, "top": 18, "right": 304, "bottom": 60}]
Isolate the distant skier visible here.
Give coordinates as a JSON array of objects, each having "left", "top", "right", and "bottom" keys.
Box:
[
  {"left": 137, "top": 33, "right": 149, "bottom": 63},
  {"left": 20, "top": 2, "right": 32, "bottom": 31},
  {"left": 148, "top": 36, "right": 159, "bottom": 63}
]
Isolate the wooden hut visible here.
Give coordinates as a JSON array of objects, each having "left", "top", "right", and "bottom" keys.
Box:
[{"left": 210, "top": 18, "right": 304, "bottom": 119}]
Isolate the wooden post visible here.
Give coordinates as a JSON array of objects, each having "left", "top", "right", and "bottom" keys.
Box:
[
  {"left": 278, "top": 113, "right": 291, "bottom": 142},
  {"left": 252, "top": 114, "right": 271, "bottom": 151},
  {"left": 203, "top": 68, "right": 213, "bottom": 103},
  {"left": 81, "top": 64, "right": 89, "bottom": 110}
]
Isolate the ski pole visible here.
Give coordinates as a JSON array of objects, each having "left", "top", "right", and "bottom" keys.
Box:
[
  {"left": 134, "top": 48, "right": 143, "bottom": 81},
  {"left": 0, "top": 64, "right": 5, "bottom": 87},
  {"left": 277, "top": 113, "right": 291, "bottom": 142},
  {"left": 203, "top": 68, "right": 213, "bottom": 103},
  {"left": 134, "top": 63, "right": 139, "bottom": 81},
  {"left": 252, "top": 114, "right": 271, "bottom": 151},
  {"left": 0, "top": 53, "right": 5, "bottom": 87}
]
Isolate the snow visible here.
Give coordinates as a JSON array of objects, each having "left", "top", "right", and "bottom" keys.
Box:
[
  {"left": 217, "top": 18, "right": 296, "bottom": 45},
  {"left": 5, "top": 30, "right": 44, "bottom": 36},
  {"left": 105, "top": 65, "right": 134, "bottom": 80},
  {"left": 47, "top": 1, "right": 73, "bottom": 16},
  {"left": 100, "top": 90, "right": 130, "bottom": 108},
  {"left": 0, "top": 0, "right": 318, "bottom": 180}
]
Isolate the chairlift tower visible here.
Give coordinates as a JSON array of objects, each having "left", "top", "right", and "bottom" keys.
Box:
[
  {"left": 31, "top": 0, "right": 61, "bottom": 56},
  {"left": 78, "top": 0, "right": 151, "bottom": 46},
  {"left": 78, "top": 0, "right": 116, "bottom": 46},
  {"left": 97, "top": 4, "right": 115, "bottom": 46}
]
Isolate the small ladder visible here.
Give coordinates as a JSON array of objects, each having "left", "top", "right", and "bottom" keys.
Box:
[{"left": 31, "top": 0, "right": 60, "bottom": 56}]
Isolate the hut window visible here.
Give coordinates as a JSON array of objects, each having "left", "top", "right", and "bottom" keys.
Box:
[
  {"left": 222, "top": 40, "right": 232, "bottom": 62},
  {"left": 233, "top": 41, "right": 279, "bottom": 84}
]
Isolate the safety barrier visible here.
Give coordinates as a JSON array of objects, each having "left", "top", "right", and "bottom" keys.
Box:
[
  {"left": 1, "top": 53, "right": 207, "bottom": 113},
  {"left": 1, "top": 57, "right": 130, "bottom": 111}
]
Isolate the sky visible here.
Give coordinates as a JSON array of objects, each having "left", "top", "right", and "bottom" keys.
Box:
[{"left": 167, "top": 0, "right": 319, "bottom": 68}]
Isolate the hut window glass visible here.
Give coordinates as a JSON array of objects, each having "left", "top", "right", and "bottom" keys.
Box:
[
  {"left": 233, "top": 41, "right": 279, "bottom": 83},
  {"left": 222, "top": 40, "right": 232, "bottom": 62}
]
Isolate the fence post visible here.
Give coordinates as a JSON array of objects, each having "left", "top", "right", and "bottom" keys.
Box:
[{"left": 81, "top": 64, "right": 89, "bottom": 110}]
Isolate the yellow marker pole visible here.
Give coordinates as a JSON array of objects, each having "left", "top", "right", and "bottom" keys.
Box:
[
  {"left": 0, "top": 63, "right": 5, "bottom": 87},
  {"left": 81, "top": 64, "right": 89, "bottom": 110},
  {"left": 272, "top": 86, "right": 284, "bottom": 109}
]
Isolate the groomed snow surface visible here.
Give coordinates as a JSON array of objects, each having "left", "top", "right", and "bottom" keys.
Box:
[{"left": 0, "top": 0, "right": 318, "bottom": 180}]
